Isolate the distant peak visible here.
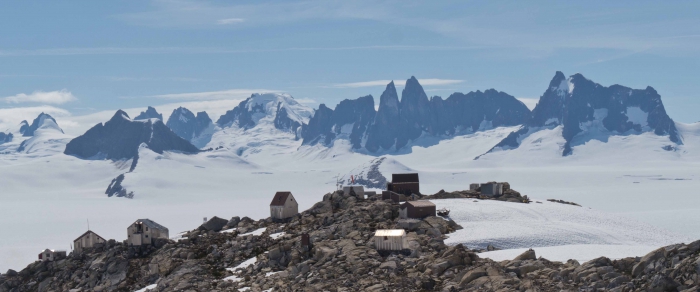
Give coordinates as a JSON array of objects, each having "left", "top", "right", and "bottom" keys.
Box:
[
  {"left": 113, "top": 110, "right": 130, "bottom": 120},
  {"left": 548, "top": 71, "right": 567, "bottom": 87}
]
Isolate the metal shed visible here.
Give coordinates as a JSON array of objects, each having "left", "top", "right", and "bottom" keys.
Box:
[
  {"left": 38, "top": 249, "right": 66, "bottom": 262},
  {"left": 399, "top": 201, "right": 436, "bottom": 219},
  {"left": 470, "top": 183, "right": 480, "bottom": 191},
  {"left": 270, "top": 191, "right": 299, "bottom": 221},
  {"left": 392, "top": 173, "right": 419, "bottom": 183},
  {"left": 381, "top": 191, "right": 403, "bottom": 204},
  {"left": 342, "top": 185, "right": 365, "bottom": 198},
  {"left": 481, "top": 182, "right": 504, "bottom": 197},
  {"left": 373, "top": 229, "right": 407, "bottom": 251},
  {"left": 388, "top": 173, "right": 420, "bottom": 195}
]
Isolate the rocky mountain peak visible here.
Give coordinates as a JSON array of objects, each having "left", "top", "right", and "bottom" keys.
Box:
[
  {"left": 216, "top": 93, "right": 313, "bottom": 134},
  {"left": 22, "top": 113, "right": 64, "bottom": 137},
  {"left": 134, "top": 106, "right": 163, "bottom": 121},
  {"left": 65, "top": 110, "right": 199, "bottom": 162},
  {"left": 165, "top": 107, "right": 214, "bottom": 147}
]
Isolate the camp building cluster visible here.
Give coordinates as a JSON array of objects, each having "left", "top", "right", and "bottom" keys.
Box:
[{"left": 37, "top": 172, "right": 490, "bottom": 261}]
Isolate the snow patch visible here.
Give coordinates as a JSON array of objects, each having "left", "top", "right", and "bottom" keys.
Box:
[
  {"left": 240, "top": 227, "right": 266, "bottom": 237},
  {"left": 626, "top": 107, "right": 649, "bottom": 128},
  {"left": 133, "top": 284, "right": 157, "bottom": 292}
]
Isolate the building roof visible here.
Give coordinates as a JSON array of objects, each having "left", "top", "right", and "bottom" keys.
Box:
[
  {"left": 374, "top": 229, "right": 406, "bottom": 237},
  {"left": 74, "top": 230, "right": 106, "bottom": 242},
  {"left": 392, "top": 173, "right": 419, "bottom": 183},
  {"left": 401, "top": 201, "right": 436, "bottom": 208},
  {"left": 134, "top": 219, "right": 169, "bottom": 232},
  {"left": 270, "top": 191, "right": 293, "bottom": 206}
]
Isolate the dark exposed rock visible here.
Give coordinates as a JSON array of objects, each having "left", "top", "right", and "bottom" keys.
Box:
[
  {"left": 134, "top": 106, "right": 163, "bottom": 121},
  {"left": 165, "top": 107, "right": 213, "bottom": 145},
  {"left": 273, "top": 103, "right": 302, "bottom": 135},
  {"left": 18, "top": 120, "right": 29, "bottom": 135},
  {"left": 0, "top": 132, "right": 12, "bottom": 144},
  {"left": 490, "top": 71, "right": 682, "bottom": 157},
  {"left": 105, "top": 174, "right": 134, "bottom": 198},
  {"left": 200, "top": 216, "right": 229, "bottom": 232},
  {"left": 307, "top": 77, "right": 530, "bottom": 152},
  {"left": 64, "top": 110, "right": 199, "bottom": 161}
]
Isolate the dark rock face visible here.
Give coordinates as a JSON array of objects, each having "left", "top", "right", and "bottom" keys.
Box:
[
  {"left": 301, "top": 95, "right": 376, "bottom": 148},
  {"left": 105, "top": 174, "right": 134, "bottom": 198},
  {"left": 305, "top": 77, "right": 530, "bottom": 152},
  {"left": 0, "top": 132, "right": 12, "bottom": 144},
  {"left": 216, "top": 98, "right": 262, "bottom": 129},
  {"left": 274, "top": 103, "right": 302, "bottom": 134},
  {"left": 22, "top": 113, "right": 63, "bottom": 137},
  {"left": 18, "top": 121, "right": 29, "bottom": 135},
  {"left": 64, "top": 110, "right": 199, "bottom": 160},
  {"left": 134, "top": 106, "right": 163, "bottom": 121},
  {"left": 165, "top": 107, "right": 213, "bottom": 142},
  {"left": 491, "top": 72, "right": 681, "bottom": 156}
]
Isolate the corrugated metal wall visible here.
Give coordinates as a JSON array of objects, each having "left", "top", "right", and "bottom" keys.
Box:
[{"left": 374, "top": 235, "right": 406, "bottom": 250}]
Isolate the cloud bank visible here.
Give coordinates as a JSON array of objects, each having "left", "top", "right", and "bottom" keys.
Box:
[{"left": 3, "top": 90, "right": 77, "bottom": 104}]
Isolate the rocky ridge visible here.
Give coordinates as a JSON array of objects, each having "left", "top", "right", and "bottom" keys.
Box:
[{"left": 1, "top": 190, "right": 699, "bottom": 292}]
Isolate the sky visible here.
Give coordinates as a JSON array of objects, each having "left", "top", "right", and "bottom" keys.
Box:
[{"left": 1, "top": 0, "right": 699, "bottom": 127}]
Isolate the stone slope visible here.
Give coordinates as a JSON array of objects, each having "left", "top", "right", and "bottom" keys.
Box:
[{"left": 1, "top": 190, "right": 699, "bottom": 292}]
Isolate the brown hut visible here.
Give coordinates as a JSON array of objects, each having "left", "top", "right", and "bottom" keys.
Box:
[
  {"left": 399, "top": 201, "right": 436, "bottom": 219},
  {"left": 387, "top": 173, "right": 420, "bottom": 196},
  {"left": 270, "top": 191, "right": 299, "bottom": 221}
]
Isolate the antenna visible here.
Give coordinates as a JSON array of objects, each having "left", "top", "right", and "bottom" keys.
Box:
[{"left": 87, "top": 219, "right": 90, "bottom": 231}]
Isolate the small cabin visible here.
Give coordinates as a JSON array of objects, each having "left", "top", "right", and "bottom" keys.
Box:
[
  {"left": 469, "top": 183, "right": 480, "bottom": 191},
  {"left": 373, "top": 229, "right": 407, "bottom": 251},
  {"left": 481, "top": 182, "right": 504, "bottom": 197},
  {"left": 399, "top": 201, "right": 436, "bottom": 219},
  {"left": 38, "top": 249, "right": 66, "bottom": 262},
  {"left": 74, "top": 230, "right": 106, "bottom": 253},
  {"left": 381, "top": 191, "right": 403, "bottom": 204},
  {"left": 127, "top": 219, "right": 169, "bottom": 246},
  {"left": 342, "top": 185, "right": 365, "bottom": 198},
  {"left": 387, "top": 173, "right": 420, "bottom": 196},
  {"left": 270, "top": 191, "right": 299, "bottom": 221}
]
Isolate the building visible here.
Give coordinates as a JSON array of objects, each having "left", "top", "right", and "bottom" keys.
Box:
[
  {"left": 270, "top": 191, "right": 299, "bottom": 221},
  {"left": 381, "top": 190, "right": 403, "bottom": 204},
  {"left": 373, "top": 229, "right": 407, "bottom": 251},
  {"left": 342, "top": 185, "right": 364, "bottom": 198},
  {"left": 470, "top": 183, "right": 480, "bottom": 191},
  {"left": 127, "top": 219, "right": 169, "bottom": 246},
  {"left": 399, "top": 201, "right": 436, "bottom": 219},
  {"left": 73, "top": 230, "right": 106, "bottom": 253},
  {"left": 387, "top": 173, "right": 420, "bottom": 196},
  {"left": 481, "top": 182, "right": 504, "bottom": 197},
  {"left": 365, "top": 191, "right": 377, "bottom": 199},
  {"left": 38, "top": 249, "right": 66, "bottom": 262}
]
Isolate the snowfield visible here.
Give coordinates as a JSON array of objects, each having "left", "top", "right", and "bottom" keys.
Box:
[
  {"left": 0, "top": 101, "right": 699, "bottom": 272},
  {"left": 432, "top": 199, "right": 691, "bottom": 262}
]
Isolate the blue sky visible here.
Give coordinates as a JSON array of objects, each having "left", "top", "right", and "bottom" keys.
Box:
[{"left": 1, "top": 0, "right": 699, "bottom": 122}]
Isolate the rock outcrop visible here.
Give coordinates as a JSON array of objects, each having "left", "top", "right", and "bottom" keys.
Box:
[
  {"left": 3, "top": 188, "right": 698, "bottom": 291},
  {"left": 64, "top": 110, "right": 199, "bottom": 161},
  {"left": 301, "top": 95, "right": 376, "bottom": 149},
  {"left": 0, "top": 132, "right": 12, "bottom": 144},
  {"left": 134, "top": 106, "right": 164, "bottom": 121}
]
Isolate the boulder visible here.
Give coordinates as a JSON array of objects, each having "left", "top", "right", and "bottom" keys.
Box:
[
  {"left": 200, "top": 216, "right": 228, "bottom": 232},
  {"left": 460, "top": 267, "right": 487, "bottom": 286},
  {"left": 513, "top": 249, "right": 536, "bottom": 261}
]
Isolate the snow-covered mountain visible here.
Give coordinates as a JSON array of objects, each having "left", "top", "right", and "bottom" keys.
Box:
[
  {"left": 216, "top": 93, "right": 313, "bottom": 136},
  {"left": 488, "top": 72, "right": 680, "bottom": 156},
  {"left": 165, "top": 107, "right": 215, "bottom": 148},
  {"left": 14, "top": 113, "right": 70, "bottom": 154},
  {"left": 134, "top": 106, "right": 164, "bottom": 121},
  {"left": 301, "top": 76, "right": 531, "bottom": 152},
  {"left": 64, "top": 110, "right": 199, "bottom": 162},
  {"left": 21, "top": 113, "right": 64, "bottom": 137}
]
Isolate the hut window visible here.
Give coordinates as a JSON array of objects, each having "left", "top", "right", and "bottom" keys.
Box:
[
  {"left": 146, "top": 227, "right": 149, "bottom": 231},
  {"left": 383, "top": 236, "right": 388, "bottom": 240}
]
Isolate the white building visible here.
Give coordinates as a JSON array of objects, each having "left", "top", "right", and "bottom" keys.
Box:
[
  {"left": 38, "top": 249, "right": 66, "bottom": 262},
  {"left": 127, "top": 219, "right": 169, "bottom": 246},
  {"left": 270, "top": 192, "right": 299, "bottom": 221},
  {"left": 373, "top": 229, "right": 407, "bottom": 251},
  {"left": 74, "top": 230, "right": 106, "bottom": 253},
  {"left": 343, "top": 185, "right": 365, "bottom": 198}
]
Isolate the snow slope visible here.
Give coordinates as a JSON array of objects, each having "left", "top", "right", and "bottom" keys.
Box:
[{"left": 432, "top": 199, "right": 690, "bottom": 262}]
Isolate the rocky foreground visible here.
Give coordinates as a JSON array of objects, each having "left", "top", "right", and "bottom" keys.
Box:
[{"left": 1, "top": 190, "right": 699, "bottom": 292}]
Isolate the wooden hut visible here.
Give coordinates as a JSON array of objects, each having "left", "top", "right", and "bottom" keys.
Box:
[
  {"left": 399, "top": 201, "right": 436, "bottom": 219},
  {"left": 470, "top": 183, "right": 480, "bottom": 191},
  {"left": 387, "top": 173, "right": 420, "bottom": 196},
  {"left": 381, "top": 191, "right": 403, "bottom": 204},
  {"left": 373, "top": 229, "right": 407, "bottom": 251},
  {"left": 38, "top": 249, "right": 66, "bottom": 262},
  {"left": 73, "top": 230, "right": 106, "bottom": 253},
  {"left": 127, "top": 219, "right": 169, "bottom": 246},
  {"left": 342, "top": 186, "right": 365, "bottom": 198},
  {"left": 270, "top": 191, "right": 299, "bottom": 221}
]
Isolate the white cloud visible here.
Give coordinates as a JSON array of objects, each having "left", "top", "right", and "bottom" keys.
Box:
[
  {"left": 330, "top": 78, "right": 464, "bottom": 88},
  {"left": 148, "top": 89, "right": 281, "bottom": 100},
  {"left": 217, "top": 18, "right": 244, "bottom": 25},
  {"left": 517, "top": 98, "right": 539, "bottom": 110},
  {"left": 3, "top": 90, "right": 77, "bottom": 104},
  {"left": 0, "top": 106, "right": 71, "bottom": 132}
]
